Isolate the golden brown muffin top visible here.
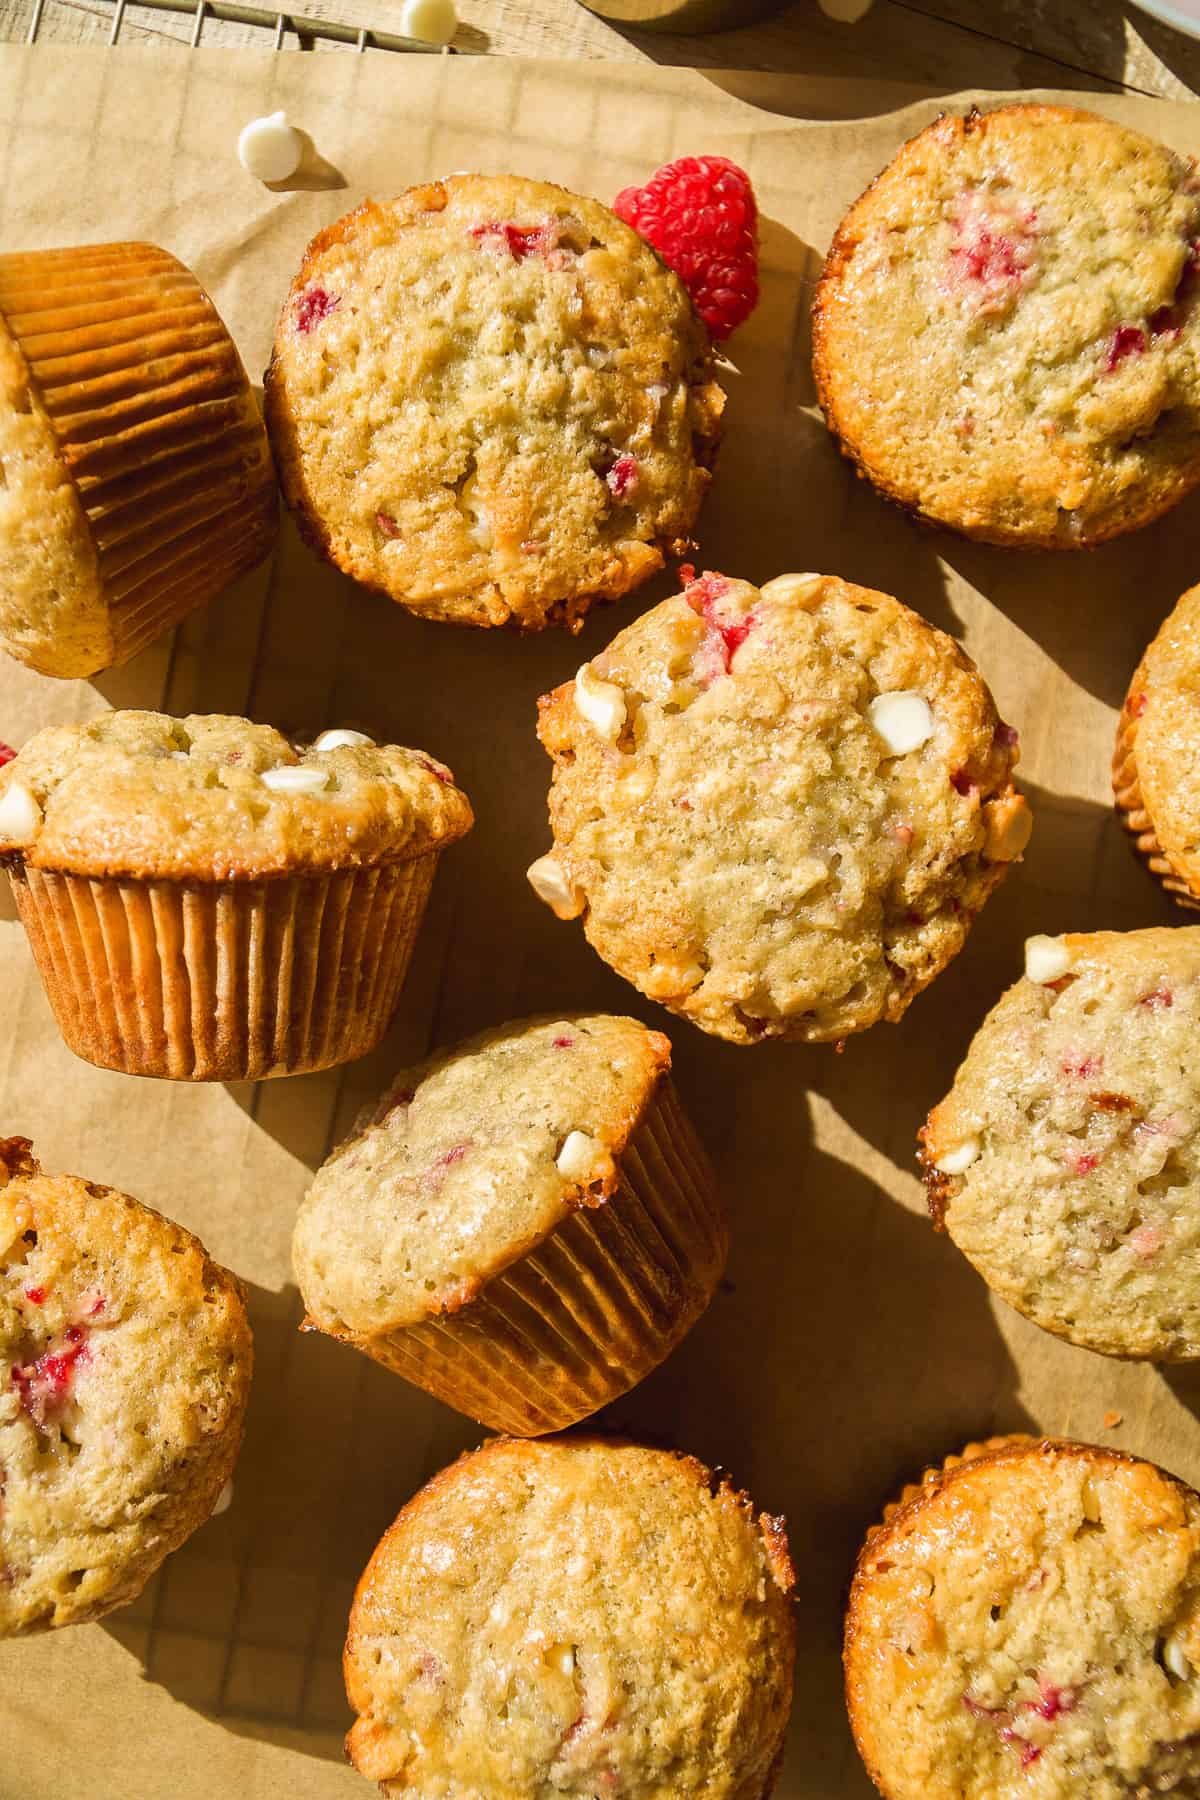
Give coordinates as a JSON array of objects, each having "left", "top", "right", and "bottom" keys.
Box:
[
  {"left": 533, "top": 570, "right": 1029, "bottom": 1044},
  {"left": 922, "top": 927, "right": 1200, "bottom": 1361},
  {"left": 345, "top": 1435, "right": 795, "bottom": 1799},
  {"left": 0, "top": 1138, "right": 252, "bottom": 1634},
  {"left": 0, "top": 710, "right": 473, "bottom": 880},
  {"left": 294, "top": 1013, "right": 671, "bottom": 1337},
  {"left": 814, "top": 106, "right": 1200, "bottom": 547},
  {"left": 264, "top": 174, "right": 723, "bottom": 631},
  {"left": 1120, "top": 583, "right": 1200, "bottom": 894},
  {"left": 846, "top": 1437, "right": 1200, "bottom": 1799}
]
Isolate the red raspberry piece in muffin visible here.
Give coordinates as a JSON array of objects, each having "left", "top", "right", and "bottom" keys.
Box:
[
  {"left": 815, "top": 105, "right": 1200, "bottom": 547},
  {"left": 0, "top": 1139, "right": 252, "bottom": 1634}
]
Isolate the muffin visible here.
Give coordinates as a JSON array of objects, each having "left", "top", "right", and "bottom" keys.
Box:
[
  {"left": 293, "top": 1014, "right": 727, "bottom": 1435},
  {"left": 0, "top": 711, "right": 472, "bottom": 1081},
  {"left": 0, "top": 242, "right": 276, "bottom": 678},
  {"left": 845, "top": 1434, "right": 1200, "bottom": 1798},
  {"left": 813, "top": 105, "right": 1200, "bottom": 547},
  {"left": 530, "top": 568, "right": 1030, "bottom": 1045},
  {"left": 0, "top": 1137, "right": 252, "bottom": 1634},
  {"left": 1115, "top": 582, "right": 1200, "bottom": 908},
  {"left": 921, "top": 928, "right": 1200, "bottom": 1360},
  {"left": 344, "top": 1435, "right": 795, "bottom": 1797},
  {"left": 263, "top": 174, "right": 724, "bottom": 631}
]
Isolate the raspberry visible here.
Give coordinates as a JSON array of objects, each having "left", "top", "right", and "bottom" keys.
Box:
[
  {"left": 1105, "top": 324, "right": 1146, "bottom": 371},
  {"left": 0, "top": 742, "right": 15, "bottom": 767},
  {"left": 295, "top": 286, "right": 339, "bottom": 334},
  {"left": 613, "top": 155, "right": 758, "bottom": 341}
]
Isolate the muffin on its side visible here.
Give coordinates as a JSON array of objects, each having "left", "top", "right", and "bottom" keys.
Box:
[
  {"left": 0, "top": 242, "right": 276, "bottom": 678},
  {"left": 846, "top": 1436, "right": 1200, "bottom": 1799},
  {"left": 264, "top": 174, "right": 724, "bottom": 632},
  {"left": 1114, "top": 582, "right": 1200, "bottom": 909},
  {"left": 921, "top": 928, "right": 1200, "bottom": 1360},
  {"left": 531, "top": 569, "right": 1030, "bottom": 1044},
  {"left": 814, "top": 105, "right": 1200, "bottom": 547},
  {"left": 0, "top": 1138, "right": 252, "bottom": 1634},
  {"left": 0, "top": 712, "right": 472, "bottom": 1081},
  {"left": 293, "top": 1014, "right": 727, "bottom": 1435},
  {"left": 345, "top": 1435, "right": 795, "bottom": 1798}
]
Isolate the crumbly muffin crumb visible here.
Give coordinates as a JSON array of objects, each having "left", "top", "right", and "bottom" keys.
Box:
[
  {"left": 0, "top": 1138, "right": 252, "bottom": 1634},
  {"left": 814, "top": 105, "right": 1200, "bottom": 547},
  {"left": 921, "top": 927, "right": 1200, "bottom": 1360},
  {"left": 345, "top": 1435, "right": 795, "bottom": 1798},
  {"left": 265, "top": 175, "right": 724, "bottom": 631},
  {"left": 534, "top": 569, "right": 1028, "bottom": 1043},
  {"left": 847, "top": 1438, "right": 1200, "bottom": 1799}
]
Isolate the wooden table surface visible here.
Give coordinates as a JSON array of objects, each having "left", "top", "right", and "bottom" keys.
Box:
[{"left": 3, "top": 0, "right": 1200, "bottom": 103}]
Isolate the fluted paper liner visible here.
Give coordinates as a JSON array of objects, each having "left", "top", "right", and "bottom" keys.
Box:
[
  {"left": 1113, "top": 686, "right": 1200, "bottom": 911},
  {"left": 0, "top": 242, "right": 277, "bottom": 672},
  {"left": 338, "top": 1076, "right": 729, "bottom": 1435},
  {"left": 6, "top": 855, "right": 438, "bottom": 1081}
]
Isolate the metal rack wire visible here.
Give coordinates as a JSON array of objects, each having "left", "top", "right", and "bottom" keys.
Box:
[{"left": 23, "top": 0, "right": 474, "bottom": 53}]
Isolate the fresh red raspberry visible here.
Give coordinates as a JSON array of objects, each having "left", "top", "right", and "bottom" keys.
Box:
[
  {"left": 294, "top": 286, "right": 339, "bottom": 334},
  {"left": 0, "top": 743, "right": 15, "bottom": 768},
  {"left": 613, "top": 156, "right": 758, "bottom": 341}
]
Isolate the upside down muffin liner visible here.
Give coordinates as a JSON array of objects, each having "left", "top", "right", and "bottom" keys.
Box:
[
  {"left": 324, "top": 1076, "right": 730, "bottom": 1435},
  {"left": 5, "top": 854, "right": 440, "bottom": 1081},
  {"left": 0, "top": 241, "right": 277, "bottom": 671},
  {"left": 1112, "top": 679, "right": 1200, "bottom": 911}
]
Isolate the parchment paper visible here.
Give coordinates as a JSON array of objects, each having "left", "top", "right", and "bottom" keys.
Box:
[{"left": 1, "top": 49, "right": 1199, "bottom": 1798}]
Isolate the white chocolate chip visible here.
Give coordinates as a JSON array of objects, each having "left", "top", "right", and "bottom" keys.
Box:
[
  {"left": 1081, "top": 1476, "right": 1102, "bottom": 1523},
  {"left": 758, "top": 572, "right": 825, "bottom": 607},
  {"left": 313, "top": 728, "right": 375, "bottom": 751},
  {"left": 574, "top": 662, "right": 627, "bottom": 742},
  {"left": 0, "top": 780, "right": 42, "bottom": 846},
  {"left": 556, "top": 1130, "right": 612, "bottom": 1184},
  {"left": 212, "top": 1479, "right": 234, "bottom": 1517},
  {"left": 237, "top": 111, "right": 303, "bottom": 183},
  {"left": 170, "top": 751, "right": 190, "bottom": 761},
  {"left": 260, "top": 765, "right": 330, "bottom": 795},
  {"left": 550, "top": 1644, "right": 575, "bottom": 1677},
  {"left": 458, "top": 472, "right": 492, "bottom": 549},
  {"left": 869, "top": 691, "right": 935, "bottom": 756},
  {"left": 934, "top": 1137, "right": 980, "bottom": 1176},
  {"left": 1164, "top": 1632, "right": 1193, "bottom": 1681},
  {"left": 399, "top": 0, "right": 457, "bottom": 42},
  {"left": 527, "top": 855, "right": 584, "bottom": 920},
  {"left": 1025, "top": 935, "right": 1074, "bottom": 985}
]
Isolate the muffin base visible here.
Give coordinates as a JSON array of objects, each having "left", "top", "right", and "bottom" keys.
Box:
[
  {"left": 6, "top": 855, "right": 438, "bottom": 1080},
  {"left": 0, "top": 242, "right": 277, "bottom": 679},
  {"left": 1112, "top": 685, "right": 1200, "bottom": 910},
  {"left": 332, "top": 1076, "right": 729, "bottom": 1434}
]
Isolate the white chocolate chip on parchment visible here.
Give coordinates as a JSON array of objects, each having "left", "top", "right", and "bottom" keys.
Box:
[{"left": 237, "top": 112, "right": 303, "bottom": 183}]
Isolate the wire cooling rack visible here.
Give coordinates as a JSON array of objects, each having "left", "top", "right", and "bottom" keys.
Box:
[{"left": 20, "top": 0, "right": 474, "bottom": 53}]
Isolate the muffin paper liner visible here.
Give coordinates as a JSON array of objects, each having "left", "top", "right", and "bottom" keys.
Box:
[
  {"left": 7, "top": 855, "right": 438, "bottom": 1081},
  {"left": 0, "top": 242, "right": 277, "bottom": 668},
  {"left": 1113, "top": 690, "right": 1200, "bottom": 911},
  {"left": 351, "top": 1076, "right": 730, "bottom": 1435}
]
